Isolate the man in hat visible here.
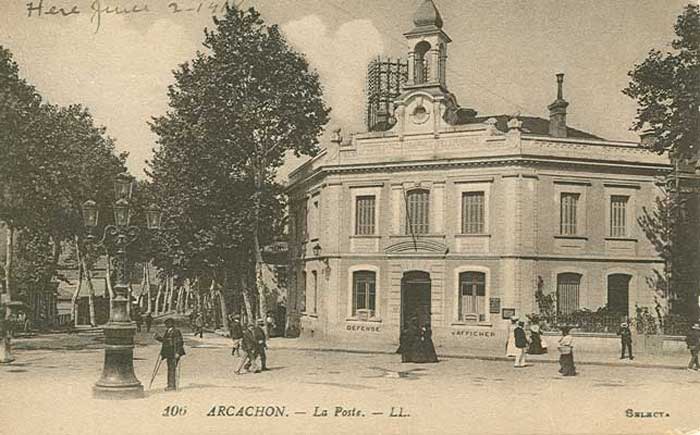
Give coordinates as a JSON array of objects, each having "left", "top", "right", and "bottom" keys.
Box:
[
  {"left": 253, "top": 318, "right": 269, "bottom": 371},
  {"left": 229, "top": 315, "right": 244, "bottom": 357},
  {"left": 617, "top": 322, "right": 633, "bottom": 360},
  {"left": 513, "top": 320, "right": 529, "bottom": 368},
  {"left": 685, "top": 323, "right": 700, "bottom": 371},
  {"left": 236, "top": 323, "right": 260, "bottom": 374},
  {"left": 154, "top": 318, "right": 186, "bottom": 390}
]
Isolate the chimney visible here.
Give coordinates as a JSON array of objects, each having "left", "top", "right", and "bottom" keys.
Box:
[{"left": 548, "top": 73, "right": 569, "bottom": 138}]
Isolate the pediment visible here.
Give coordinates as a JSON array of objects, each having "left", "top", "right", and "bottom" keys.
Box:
[{"left": 385, "top": 238, "right": 449, "bottom": 254}]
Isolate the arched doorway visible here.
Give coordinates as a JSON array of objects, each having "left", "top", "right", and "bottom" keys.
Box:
[
  {"left": 608, "top": 274, "right": 631, "bottom": 316},
  {"left": 401, "top": 271, "right": 431, "bottom": 330}
]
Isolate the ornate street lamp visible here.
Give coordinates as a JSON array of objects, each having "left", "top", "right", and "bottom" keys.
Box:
[{"left": 81, "top": 175, "right": 162, "bottom": 399}]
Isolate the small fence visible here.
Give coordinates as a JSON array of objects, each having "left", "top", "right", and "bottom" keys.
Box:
[{"left": 531, "top": 310, "right": 691, "bottom": 336}]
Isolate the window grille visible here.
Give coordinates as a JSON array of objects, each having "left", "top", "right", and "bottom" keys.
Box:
[
  {"left": 462, "top": 191, "right": 485, "bottom": 234},
  {"left": 610, "top": 195, "right": 628, "bottom": 237},
  {"left": 355, "top": 196, "right": 376, "bottom": 235},
  {"left": 406, "top": 189, "right": 430, "bottom": 235},
  {"left": 560, "top": 193, "right": 579, "bottom": 235}
]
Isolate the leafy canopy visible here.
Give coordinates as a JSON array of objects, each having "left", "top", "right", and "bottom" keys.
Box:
[{"left": 623, "top": 4, "right": 699, "bottom": 160}]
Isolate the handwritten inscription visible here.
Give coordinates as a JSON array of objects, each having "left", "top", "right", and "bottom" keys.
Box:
[{"left": 25, "top": 0, "right": 247, "bottom": 33}]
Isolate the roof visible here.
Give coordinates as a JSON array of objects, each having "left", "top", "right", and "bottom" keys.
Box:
[
  {"left": 413, "top": 0, "right": 443, "bottom": 29},
  {"left": 471, "top": 115, "right": 604, "bottom": 140}
]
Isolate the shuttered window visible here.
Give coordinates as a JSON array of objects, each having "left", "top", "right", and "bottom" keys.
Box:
[
  {"left": 311, "top": 271, "right": 318, "bottom": 314},
  {"left": 610, "top": 196, "right": 628, "bottom": 237},
  {"left": 355, "top": 196, "right": 376, "bottom": 235},
  {"left": 557, "top": 273, "right": 581, "bottom": 315},
  {"left": 352, "top": 271, "right": 376, "bottom": 317},
  {"left": 406, "top": 189, "right": 430, "bottom": 235},
  {"left": 560, "top": 193, "right": 579, "bottom": 235},
  {"left": 459, "top": 272, "right": 486, "bottom": 322},
  {"left": 462, "top": 191, "right": 485, "bottom": 234}
]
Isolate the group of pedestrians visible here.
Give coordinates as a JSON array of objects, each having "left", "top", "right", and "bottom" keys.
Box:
[
  {"left": 133, "top": 310, "right": 153, "bottom": 333},
  {"left": 230, "top": 316, "right": 270, "bottom": 374},
  {"left": 506, "top": 317, "right": 576, "bottom": 375}
]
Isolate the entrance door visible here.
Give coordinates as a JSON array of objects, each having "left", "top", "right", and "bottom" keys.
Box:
[
  {"left": 607, "top": 274, "right": 631, "bottom": 316},
  {"left": 401, "top": 271, "right": 431, "bottom": 329}
]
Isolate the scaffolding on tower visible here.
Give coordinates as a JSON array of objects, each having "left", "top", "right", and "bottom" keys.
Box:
[{"left": 365, "top": 56, "right": 408, "bottom": 132}]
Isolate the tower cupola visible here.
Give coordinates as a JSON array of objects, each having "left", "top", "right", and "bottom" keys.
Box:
[{"left": 404, "top": 0, "right": 451, "bottom": 90}]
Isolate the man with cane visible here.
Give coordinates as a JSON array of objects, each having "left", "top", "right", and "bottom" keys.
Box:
[{"left": 154, "top": 318, "right": 186, "bottom": 391}]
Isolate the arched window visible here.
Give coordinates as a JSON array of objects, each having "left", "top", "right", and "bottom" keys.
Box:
[
  {"left": 299, "top": 271, "right": 307, "bottom": 313},
  {"left": 406, "top": 189, "right": 430, "bottom": 235},
  {"left": 557, "top": 273, "right": 581, "bottom": 315},
  {"left": 352, "top": 271, "right": 377, "bottom": 318},
  {"left": 607, "top": 274, "right": 631, "bottom": 315},
  {"left": 414, "top": 41, "right": 431, "bottom": 84},
  {"left": 459, "top": 272, "right": 486, "bottom": 322}
]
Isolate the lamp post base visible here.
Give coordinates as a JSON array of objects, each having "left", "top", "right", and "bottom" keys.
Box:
[{"left": 93, "top": 322, "right": 144, "bottom": 400}]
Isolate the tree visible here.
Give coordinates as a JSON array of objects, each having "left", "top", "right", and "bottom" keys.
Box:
[
  {"left": 624, "top": 4, "right": 700, "bottom": 322},
  {"left": 623, "top": 4, "right": 699, "bottom": 160},
  {"left": 150, "top": 4, "right": 330, "bottom": 329}
]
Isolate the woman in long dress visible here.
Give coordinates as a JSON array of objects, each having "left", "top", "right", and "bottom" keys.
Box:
[
  {"left": 397, "top": 318, "right": 419, "bottom": 363},
  {"left": 558, "top": 326, "right": 577, "bottom": 376},
  {"left": 413, "top": 325, "right": 439, "bottom": 363},
  {"left": 527, "top": 324, "right": 547, "bottom": 354},
  {"left": 505, "top": 316, "right": 518, "bottom": 358}
]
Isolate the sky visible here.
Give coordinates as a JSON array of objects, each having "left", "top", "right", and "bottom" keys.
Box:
[{"left": 0, "top": 0, "right": 692, "bottom": 180}]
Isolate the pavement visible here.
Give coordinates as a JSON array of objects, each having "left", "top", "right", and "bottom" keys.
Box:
[
  {"left": 202, "top": 330, "right": 692, "bottom": 371},
  {"left": 2, "top": 329, "right": 699, "bottom": 435}
]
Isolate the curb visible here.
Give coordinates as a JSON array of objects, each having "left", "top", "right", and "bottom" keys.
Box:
[{"left": 265, "top": 344, "right": 687, "bottom": 371}]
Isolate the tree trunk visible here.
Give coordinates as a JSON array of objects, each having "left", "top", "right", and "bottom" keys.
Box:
[
  {"left": 4, "top": 225, "right": 14, "bottom": 301},
  {"left": 240, "top": 272, "right": 255, "bottom": 324},
  {"left": 154, "top": 281, "right": 163, "bottom": 315},
  {"left": 252, "top": 166, "right": 269, "bottom": 334},
  {"left": 71, "top": 237, "right": 83, "bottom": 327},
  {"left": 82, "top": 254, "right": 96, "bottom": 327},
  {"left": 167, "top": 275, "right": 176, "bottom": 313},
  {"left": 214, "top": 277, "right": 229, "bottom": 332},
  {"left": 0, "top": 224, "right": 14, "bottom": 362},
  {"left": 145, "top": 262, "right": 152, "bottom": 313},
  {"left": 105, "top": 254, "right": 114, "bottom": 300}
]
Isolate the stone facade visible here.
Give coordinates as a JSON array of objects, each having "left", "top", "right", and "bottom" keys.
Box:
[{"left": 285, "top": 0, "right": 670, "bottom": 350}]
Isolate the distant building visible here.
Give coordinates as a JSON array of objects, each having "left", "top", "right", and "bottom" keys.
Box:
[{"left": 286, "top": 0, "right": 670, "bottom": 349}]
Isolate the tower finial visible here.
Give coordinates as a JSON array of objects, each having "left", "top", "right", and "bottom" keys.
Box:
[
  {"left": 556, "top": 73, "right": 565, "bottom": 100},
  {"left": 413, "top": 0, "right": 443, "bottom": 29}
]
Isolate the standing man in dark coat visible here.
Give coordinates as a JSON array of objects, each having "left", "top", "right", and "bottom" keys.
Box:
[
  {"left": 133, "top": 310, "right": 143, "bottom": 333},
  {"left": 254, "top": 318, "right": 269, "bottom": 371},
  {"left": 194, "top": 313, "right": 204, "bottom": 338},
  {"left": 513, "top": 320, "right": 529, "bottom": 368},
  {"left": 685, "top": 323, "right": 700, "bottom": 371},
  {"left": 617, "top": 322, "right": 633, "bottom": 360},
  {"left": 144, "top": 312, "right": 153, "bottom": 332},
  {"left": 154, "top": 318, "right": 186, "bottom": 390}
]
